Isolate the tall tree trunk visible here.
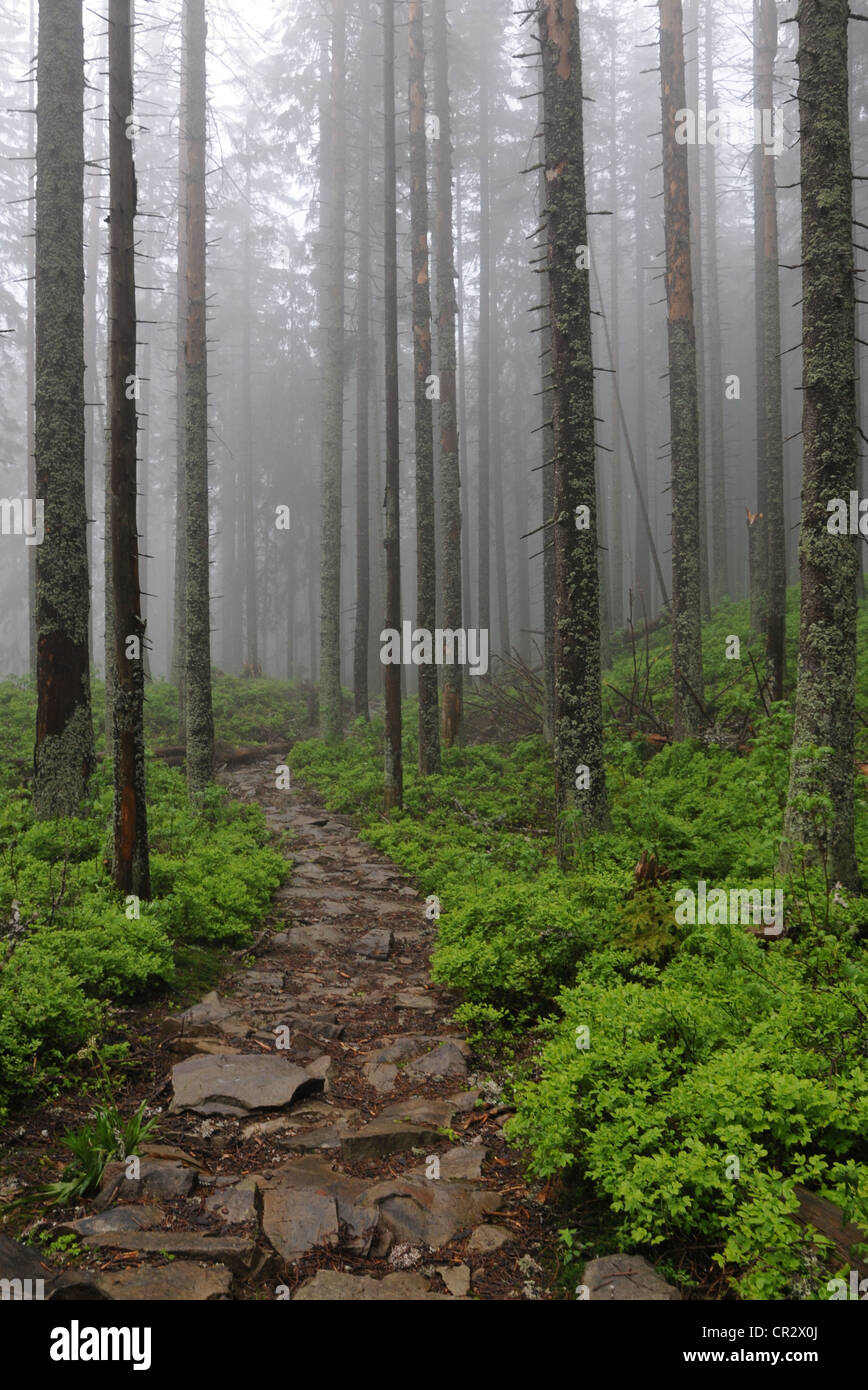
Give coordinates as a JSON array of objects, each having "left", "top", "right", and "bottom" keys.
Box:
[
  {"left": 608, "top": 7, "right": 624, "bottom": 632},
  {"left": 33, "top": 0, "right": 96, "bottom": 818},
  {"left": 27, "top": 0, "right": 36, "bottom": 677},
  {"left": 353, "top": 0, "right": 373, "bottom": 721},
  {"left": 383, "top": 0, "right": 402, "bottom": 811},
  {"left": 434, "top": 0, "right": 463, "bottom": 747},
  {"left": 490, "top": 254, "right": 511, "bottom": 661},
  {"left": 319, "top": 0, "right": 347, "bottom": 742},
  {"left": 540, "top": 0, "right": 611, "bottom": 867},
  {"left": 477, "top": 52, "right": 491, "bottom": 646},
  {"left": 173, "top": 32, "right": 188, "bottom": 730},
  {"left": 781, "top": 0, "right": 860, "bottom": 892},
  {"left": 539, "top": 91, "right": 555, "bottom": 743},
  {"left": 108, "top": 0, "right": 149, "bottom": 896},
  {"left": 409, "top": 0, "right": 440, "bottom": 774},
  {"left": 660, "top": 0, "right": 704, "bottom": 739},
  {"left": 704, "top": 0, "right": 728, "bottom": 606},
  {"left": 242, "top": 144, "right": 258, "bottom": 675},
  {"left": 183, "top": 0, "right": 214, "bottom": 799},
  {"left": 757, "top": 0, "right": 785, "bottom": 701},
  {"left": 685, "top": 0, "right": 710, "bottom": 620},
  {"left": 455, "top": 168, "right": 472, "bottom": 631},
  {"left": 633, "top": 151, "right": 651, "bottom": 608}
]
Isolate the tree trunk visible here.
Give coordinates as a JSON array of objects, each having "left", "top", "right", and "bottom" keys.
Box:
[
  {"left": 758, "top": 0, "right": 785, "bottom": 701},
  {"left": 173, "top": 29, "right": 188, "bottom": 730},
  {"left": 383, "top": 0, "right": 402, "bottom": 811},
  {"left": 409, "top": 0, "right": 440, "bottom": 775},
  {"left": 434, "top": 0, "right": 463, "bottom": 748},
  {"left": 660, "top": 0, "right": 704, "bottom": 739},
  {"left": 704, "top": 0, "right": 728, "bottom": 606},
  {"left": 353, "top": 0, "right": 373, "bottom": 721},
  {"left": 27, "top": 0, "right": 36, "bottom": 678},
  {"left": 183, "top": 0, "right": 214, "bottom": 799},
  {"left": 33, "top": 0, "right": 96, "bottom": 819},
  {"left": 781, "top": 0, "right": 860, "bottom": 892},
  {"left": 539, "top": 93, "right": 555, "bottom": 743},
  {"left": 455, "top": 169, "right": 472, "bottom": 632},
  {"left": 684, "top": 0, "right": 710, "bottom": 621},
  {"left": 242, "top": 144, "right": 258, "bottom": 675},
  {"left": 540, "top": 0, "right": 611, "bottom": 866},
  {"left": 108, "top": 0, "right": 149, "bottom": 896},
  {"left": 477, "top": 52, "right": 491, "bottom": 645},
  {"left": 319, "top": 0, "right": 347, "bottom": 742}
]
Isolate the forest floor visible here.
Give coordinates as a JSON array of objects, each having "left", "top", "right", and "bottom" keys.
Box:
[{"left": 0, "top": 754, "right": 561, "bottom": 1301}]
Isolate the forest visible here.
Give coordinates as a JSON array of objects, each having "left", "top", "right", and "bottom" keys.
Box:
[{"left": 0, "top": 0, "right": 866, "bottom": 1328}]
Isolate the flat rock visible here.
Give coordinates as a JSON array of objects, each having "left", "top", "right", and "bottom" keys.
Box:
[
  {"left": 261, "top": 1188, "right": 339, "bottom": 1261},
  {"left": 582, "top": 1254, "right": 683, "bottom": 1301},
  {"left": 94, "top": 1158, "right": 197, "bottom": 1210},
  {"left": 467, "top": 1224, "right": 513, "bottom": 1253},
  {"left": 412, "top": 1147, "right": 487, "bottom": 1182},
  {"left": 205, "top": 1178, "right": 259, "bottom": 1224},
  {"left": 81, "top": 1232, "right": 256, "bottom": 1274},
  {"left": 380, "top": 1096, "right": 458, "bottom": 1129},
  {"left": 340, "top": 1118, "right": 444, "bottom": 1163},
  {"left": 287, "top": 924, "right": 346, "bottom": 950},
  {"left": 160, "top": 991, "right": 230, "bottom": 1038},
  {"left": 362, "top": 1036, "right": 436, "bottom": 1064},
  {"left": 438, "top": 1263, "right": 471, "bottom": 1297},
  {"left": 260, "top": 1158, "right": 379, "bottom": 1256},
  {"left": 237, "top": 969, "right": 285, "bottom": 992},
  {"left": 363, "top": 1178, "right": 502, "bottom": 1251},
  {"left": 361, "top": 1062, "right": 398, "bottom": 1092},
  {"left": 293, "top": 1271, "right": 451, "bottom": 1301},
  {"left": 408, "top": 1043, "right": 469, "bottom": 1078},
  {"left": 352, "top": 928, "right": 393, "bottom": 959},
  {"left": 395, "top": 989, "right": 438, "bottom": 1011},
  {"left": 170, "top": 1053, "right": 323, "bottom": 1116},
  {"left": 58, "top": 1206, "right": 164, "bottom": 1237},
  {"left": 94, "top": 1263, "right": 233, "bottom": 1301}
]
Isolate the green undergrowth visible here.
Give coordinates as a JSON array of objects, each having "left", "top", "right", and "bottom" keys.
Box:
[
  {"left": 290, "top": 601, "right": 868, "bottom": 1301},
  {"left": 0, "top": 754, "right": 285, "bottom": 1118}
]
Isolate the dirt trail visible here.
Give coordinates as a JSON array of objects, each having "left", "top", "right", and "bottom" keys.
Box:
[{"left": 1, "top": 757, "right": 555, "bottom": 1301}]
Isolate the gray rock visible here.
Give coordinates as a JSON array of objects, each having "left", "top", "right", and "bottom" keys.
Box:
[
  {"left": 94, "top": 1263, "right": 233, "bottom": 1301},
  {"left": 261, "top": 1188, "right": 339, "bottom": 1261},
  {"left": 581, "top": 1254, "right": 683, "bottom": 1301},
  {"left": 467, "top": 1224, "right": 513, "bottom": 1253},
  {"left": 363, "top": 1178, "right": 502, "bottom": 1251},
  {"left": 340, "top": 1118, "right": 444, "bottom": 1163},
  {"left": 260, "top": 1158, "right": 379, "bottom": 1256},
  {"left": 170, "top": 1053, "right": 323, "bottom": 1116},
  {"left": 94, "top": 1158, "right": 196, "bottom": 1210},
  {"left": 293, "top": 1271, "right": 451, "bottom": 1301},
  {"left": 412, "top": 1146, "right": 487, "bottom": 1182},
  {"left": 438, "top": 1263, "right": 471, "bottom": 1297},
  {"left": 58, "top": 1206, "right": 163, "bottom": 1237},
  {"left": 205, "top": 1178, "right": 259, "bottom": 1224},
  {"left": 81, "top": 1231, "right": 256, "bottom": 1273},
  {"left": 352, "top": 928, "right": 393, "bottom": 959},
  {"left": 408, "top": 1043, "right": 469, "bottom": 1079},
  {"left": 361, "top": 1062, "right": 398, "bottom": 1093},
  {"left": 160, "top": 991, "right": 230, "bottom": 1038},
  {"left": 237, "top": 969, "right": 285, "bottom": 992},
  {"left": 379, "top": 1096, "right": 458, "bottom": 1129}
]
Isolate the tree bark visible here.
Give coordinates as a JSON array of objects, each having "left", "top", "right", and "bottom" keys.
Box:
[
  {"left": 173, "top": 28, "right": 188, "bottom": 731},
  {"left": 660, "top": 0, "right": 704, "bottom": 739},
  {"left": 183, "top": 0, "right": 214, "bottom": 799},
  {"left": 757, "top": 0, "right": 785, "bottom": 702},
  {"left": 108, "top": 0, "right": 149, "bottom": 896},
  {"left": 477, "top": 49, "right": 491, "bottom": 646},
  {"left": 781, "top": 0, "right": 860, "bottom": 892},
  {"left": 540, "top": 0, "right": 611, "bottom": 866},
  {"left": 409, "top": 0, "right": 440, "bottom": 774},
  {"left": 319, "top": 0, "right": 347, "bottom": 742},
  {"left": 434, "top": 0, "right": 463, "bottom": 748},
  {"left": 353, "top": 0, "right": 373, "bottom": 721},
  {"left": 33, "top": 0, "right": 96, "bottom": 819},
  {"left": 704, "top": 0, "right": 728, "bottom": 606},
  {"left": 383, "top": 0, "right": 402, "bottom": 811}
]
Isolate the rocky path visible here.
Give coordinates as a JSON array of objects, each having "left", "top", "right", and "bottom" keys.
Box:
[{"left": 2, "top": 758, "right": 555, "bottom": 1301}]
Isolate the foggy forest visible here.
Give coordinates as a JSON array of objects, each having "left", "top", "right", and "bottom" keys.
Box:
[{"left": 0, "top": 0, "right": 866, "bottom": 1323}]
